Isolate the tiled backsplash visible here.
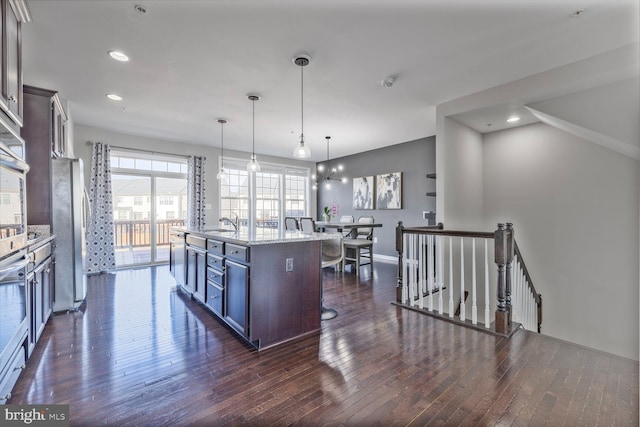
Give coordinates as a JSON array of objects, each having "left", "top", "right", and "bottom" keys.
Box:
[{"left": 27, "top": 225, "right": 51, "bottom": 239}]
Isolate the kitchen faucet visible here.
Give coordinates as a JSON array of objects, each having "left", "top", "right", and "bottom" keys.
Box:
[{"left": 219, "top": 213, "right": 239, "bottom": 230}]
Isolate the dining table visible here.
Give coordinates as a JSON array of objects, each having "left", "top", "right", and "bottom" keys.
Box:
[{"left": 315, "top": 221, "right": 383, "bottom": 237}]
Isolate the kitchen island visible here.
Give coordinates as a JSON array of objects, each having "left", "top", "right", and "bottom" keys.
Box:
[{"left": 169, "top": 226, "right": 338, "bottom": 350}]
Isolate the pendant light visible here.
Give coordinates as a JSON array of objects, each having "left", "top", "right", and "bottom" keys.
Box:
[
  {"left": 216, "top": 119, "right": 227, "bottom": 180},
  {"left": 292, "top": 54, "right": 311, "bottom": 159},
  {"left": 247, "top": 94, "right": 261, "bottom": 172}
]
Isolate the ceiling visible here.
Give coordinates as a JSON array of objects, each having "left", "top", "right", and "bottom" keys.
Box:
[{"left": 22, "top": 0, "right": 639, "bottom": 161}]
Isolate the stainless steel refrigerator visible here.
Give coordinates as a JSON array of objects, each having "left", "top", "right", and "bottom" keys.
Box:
[{"left": 51, "top": 158, "right": 87, "bottom": 312}]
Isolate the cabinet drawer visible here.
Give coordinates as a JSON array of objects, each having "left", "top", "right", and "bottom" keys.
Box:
[
  {"left": 225, "top": 243, "right": 249, "bottom": 263},
  {"left": 207, "top": 239, "right": 224, "bottom": 255},
  {"left": 207, "top": 266, "right": 224, "bottom": 287},
  {"left": 0, "top": 345, "right": 26, "bottom": 404},
  {"left": 185, "top": 234, "right": 206, "bottom": 249},
  {"left": 206, "top": 282, "right": 224, "bottom": 317},
  {"left": 31, "top": 242, "right": 52, "bottom": 268},
  {"left": 207, "top": 254, "right": 224, "bottom": 271}
]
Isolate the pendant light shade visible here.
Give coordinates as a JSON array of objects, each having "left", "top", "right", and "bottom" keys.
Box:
[
  {"left": 216, "top": 119, "right": 227, "bottom": 180},
  {"left": 247, "top": 94, "right": 261, "bottom": 172},
  {"left": 292, "top": 55, "right": 311, "bottom": 159}
]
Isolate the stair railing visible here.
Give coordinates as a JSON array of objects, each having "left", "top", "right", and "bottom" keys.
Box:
[{"left": 395, "top": 221, "right": 542, "bottom": 335}]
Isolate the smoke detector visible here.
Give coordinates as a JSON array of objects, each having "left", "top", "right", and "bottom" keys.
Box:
[{"left": 382, "top": 77, "right": 396, "bottom": 88}]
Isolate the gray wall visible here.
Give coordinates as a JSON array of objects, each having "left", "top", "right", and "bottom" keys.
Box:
[{"left": 317, "top": 136, "right": 436, "bottom": 258}]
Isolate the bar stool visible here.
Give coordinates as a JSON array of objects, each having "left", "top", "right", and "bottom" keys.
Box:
[
  {"left": 342, "top": 216, "right": 374, "bottom": 275},
  {"left": 320, "top": 236, "right": 343, "bottom": 320}
]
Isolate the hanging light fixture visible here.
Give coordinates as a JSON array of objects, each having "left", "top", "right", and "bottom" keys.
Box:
[
  {"left": 292, "top": 54, "right": 311, "bottom": 159},
  {"left": 246, "top": 94, "right": 261, "bottom": 172},
  {"left": 216, "top": 119, "right": 227, "bottom": 180},
  {"left": 312, "top": 136, "right": 346, "bottom": 190}
]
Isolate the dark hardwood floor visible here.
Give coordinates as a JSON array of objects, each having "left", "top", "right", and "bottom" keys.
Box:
[{"left": 9, "top": 263, "right": 639, "bottom": 426}]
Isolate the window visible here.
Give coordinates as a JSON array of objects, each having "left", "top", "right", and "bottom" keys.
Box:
[
  {"left": 166, "top": 211, "right": 175, "bottom": 219},
  {"left": 1, "top": 193, "right": 10, "bottom": 205},
  {"left": 220, "top": 158, "right": 309, "bottom": 231},
  {"left": 220, "top": 165, "right": 249, "bottom": 228},
  {"left": 159, "top": 196, "right": 173, "bottom": 206},
  {"left": 134, "top": 196, "right": 143, "bottom": 205}
]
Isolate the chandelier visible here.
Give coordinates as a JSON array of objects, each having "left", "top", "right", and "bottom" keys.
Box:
[{"left": 312, "top": 136, "right": 346, "bottom": 190}]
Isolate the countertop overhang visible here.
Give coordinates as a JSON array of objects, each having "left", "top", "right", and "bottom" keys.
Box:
[{"left": 174, "top": 226, "right": 340, "bottom": 246}]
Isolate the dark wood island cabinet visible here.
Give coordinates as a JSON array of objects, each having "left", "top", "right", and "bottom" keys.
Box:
[{"left": 170, "top": 228, "right": 334, "bottom": 350}]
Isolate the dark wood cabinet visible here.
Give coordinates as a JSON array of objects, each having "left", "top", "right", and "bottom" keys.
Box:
[
  {"left": 0, "top": 0, "right": 29, "bottom": 132},
  {"left": 169, "top": 231, "right": 185, "bottom": 286},
  {"left": 26, "top": 240, "right": 54, "bottom": 357},
  {"left": 224, "top": 259, "right": 249, "bottom": 336},
  {"left": 171, "top": 230, "right": 322, "bottom": 350},
  {"left": 23, "top": 86, "right": 69, "bottom": 226},
  {"left": 185, "top": 235, "right": 206, "bottom": 302}
]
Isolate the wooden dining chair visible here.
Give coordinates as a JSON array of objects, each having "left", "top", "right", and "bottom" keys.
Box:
[
  {"left": 284, "top": 216, "right": 299, "bottom": 231},
  {"left": 342, "top": 216, "right": 374, "bottom": 275},
  {"left": 298, "top": 217, "right": 316, "bottom": 233},
  {"left": 339, "top": 215, "right": 354, "bottom": 238}
]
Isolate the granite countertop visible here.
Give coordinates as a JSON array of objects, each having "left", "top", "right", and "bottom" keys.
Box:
[{"left": 174, "top": 226, "right": 339, "bottom": 245}]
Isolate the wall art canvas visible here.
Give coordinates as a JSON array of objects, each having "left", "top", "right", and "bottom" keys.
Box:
[
  {"left": 376, "top": 172, "right": 402, "bottom": 209},
  {"left": 353, "top": 176, "right": 374, "bottom": 209}
]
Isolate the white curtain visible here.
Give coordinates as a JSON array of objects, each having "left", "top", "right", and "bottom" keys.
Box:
[
  {"left": 86, "top": 142, "right": 116, "bottom": 273},
  {"left": 187, "top": 155, "right": 206, "bottom": 228}
]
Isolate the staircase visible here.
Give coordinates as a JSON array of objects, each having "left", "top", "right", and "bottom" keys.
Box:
[{"left": 394, "top": 222, "right": 542, "bottom": 336}]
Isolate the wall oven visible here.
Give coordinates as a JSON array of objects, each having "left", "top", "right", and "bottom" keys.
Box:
[{"left": 0, "top": 140, "right": 29, "bottom": 258}]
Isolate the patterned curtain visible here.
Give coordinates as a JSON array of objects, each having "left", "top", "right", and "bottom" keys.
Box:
[
  {"left": 86, "top": 142, "right": 116, "bottom": 273},
  {"left": 187, "top": 155, "right": 206, "bottom": 228}
]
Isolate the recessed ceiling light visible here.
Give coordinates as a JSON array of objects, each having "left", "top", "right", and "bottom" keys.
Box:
[
  {"left": 108, "top": 50, "right": 129, "bottom": 62},
  {"left": 573, "top": 9, "right": 586, "bottom": 17},
  {"left": 106, "top": 93, "right": 123, "bottom": 101},
  {"left": 506, "top": 116, "right": 520, "bottom": 123}
]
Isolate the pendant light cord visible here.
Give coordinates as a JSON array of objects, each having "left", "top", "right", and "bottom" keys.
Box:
[
  {"left": 301, "top": 63, "right": 304, "bottom": 140},
  {"left": 252, "top": 98, "right": 255, "bottom": 155},
  {"left": 220, "top": 121, "right": 224, "bottom": 160}
]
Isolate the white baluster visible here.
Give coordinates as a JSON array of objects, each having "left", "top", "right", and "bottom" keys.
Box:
[
  {"left": 407, "top": 234, "right": 414, "bottom": 306},
  {"left": 402, "top": 233, "right": 408, "bottom": 303},
  {"left": 459, "top": 237, "right": 465, "bottom": 322},
  {"left": 484, "top": 239, "right": 490, "bottom": 328},
  {"left": 448, "top": 236, "right": 454, "bottom": 317},
  {"left": 437, "top": 235, "right": 444, "bottom": 314},
  {"left": 471, "top": 238, "right": 477, "bottom": 325},
  {"left": 417, "top": 234, "right": 423, "bottom": 309},
  {"left": 428, "top": 234, "right": 434, "bottom": 311}
]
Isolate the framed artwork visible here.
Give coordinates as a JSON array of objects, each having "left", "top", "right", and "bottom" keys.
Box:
[
  {"left": 376, "top": 172, "right": 402, "bottom": 209},
  {"left": 353, "top": 176, "right": 374, "bottom": 209}
]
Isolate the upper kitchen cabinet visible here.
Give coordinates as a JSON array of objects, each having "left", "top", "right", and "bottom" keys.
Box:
[{"left": 0, "top": 0, "right": 30, "bottom": 133}]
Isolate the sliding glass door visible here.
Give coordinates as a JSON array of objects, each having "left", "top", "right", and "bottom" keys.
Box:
[{"left": 111, "top": 150, "right": 187, "bottom": 267}]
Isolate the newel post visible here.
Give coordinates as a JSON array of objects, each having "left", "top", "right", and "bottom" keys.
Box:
[
  {"left": 505, "top": 223, "right": 514, "bottom": 326},
  {"left": 494, "top": 223, "right": 509, "bottom": 334},
  {"left": 396, "top": 221, "right": 404, "bottom": 303}
]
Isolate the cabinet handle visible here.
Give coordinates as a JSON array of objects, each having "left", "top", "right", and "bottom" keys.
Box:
[
  {"left": 7, "top": 95, "right": 16, "bottom": 103},
  {"left": 210, "top": 295, "right": 219, "bottom": 299},
  {"left": 14, "top": 363, "right": 25, "bottom": 371},
  {"left": 3, "top": 392, "right": 10, "bottom": 400}
]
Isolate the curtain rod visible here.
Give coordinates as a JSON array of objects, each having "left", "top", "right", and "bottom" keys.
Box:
[{"left": 86, "top": 141, "right": 190, "bottom": 160}]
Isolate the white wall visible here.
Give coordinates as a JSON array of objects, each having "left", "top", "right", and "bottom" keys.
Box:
[
  {"left": 73, "top": 124, "right": 316, "bottom": 224},
  {"left": 438, "top": 117, "right": 484, "bottom": 229},
  {"left": 483, "top": 123, "right": 639, "bottom": 360}
]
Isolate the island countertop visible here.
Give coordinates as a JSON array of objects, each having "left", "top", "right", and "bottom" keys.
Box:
[{"left": 173, "top": 226, "right": 339, "bottom": 245}]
